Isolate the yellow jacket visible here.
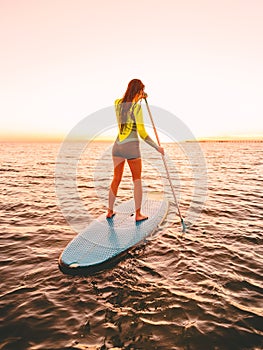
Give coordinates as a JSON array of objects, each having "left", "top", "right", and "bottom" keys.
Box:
[{"left": 115, "top": 99, "right": 150, "bottom": 143}]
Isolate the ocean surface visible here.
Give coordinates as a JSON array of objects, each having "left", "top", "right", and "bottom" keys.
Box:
[{"left": 0, "top": 140, "right": 262, "bottom": 350}]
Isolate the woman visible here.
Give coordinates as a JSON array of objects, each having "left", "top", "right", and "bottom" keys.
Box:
[{"left": 107, "top": 79, "right": 164, "bottom": 222}]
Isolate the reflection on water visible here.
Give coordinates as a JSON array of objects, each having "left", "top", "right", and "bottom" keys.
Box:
[{"left": 0, "top": 141, "right": 262, "bottom": 349}]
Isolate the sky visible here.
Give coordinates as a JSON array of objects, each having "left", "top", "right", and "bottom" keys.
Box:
[{"left": 0, "top": 0, "right": 262, "bottom": 141}]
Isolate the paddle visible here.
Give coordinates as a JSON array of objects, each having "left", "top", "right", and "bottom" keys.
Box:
[{"left": 144, "top": 98, "right": 187, "bottom": 232}]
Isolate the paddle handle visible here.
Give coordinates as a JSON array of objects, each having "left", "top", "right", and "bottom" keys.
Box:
[{"left": 144, "top": 98, "right": 186, "bottom": 230}]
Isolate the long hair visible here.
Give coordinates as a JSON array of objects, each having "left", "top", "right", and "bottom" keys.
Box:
[{"left": 119, "top": 79, "right": 145, "bottom": 132}]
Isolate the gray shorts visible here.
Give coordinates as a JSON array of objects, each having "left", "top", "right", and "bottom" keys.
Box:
[{"left": 112, "top": 140, "right": 141, "bottom": 159}]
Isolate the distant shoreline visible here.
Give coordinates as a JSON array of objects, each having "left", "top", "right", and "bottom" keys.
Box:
[{"left": 189, "top": 138, "right": 263, "bottom": 143}]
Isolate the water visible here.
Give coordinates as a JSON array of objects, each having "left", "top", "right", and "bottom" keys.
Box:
[{"left": 0, "top": 141, "right": 262, "bottom": 350}]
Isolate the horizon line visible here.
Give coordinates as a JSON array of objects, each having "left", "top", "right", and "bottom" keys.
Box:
[{"left": 0, "top": 135, "right": 262, "bottom": 143}]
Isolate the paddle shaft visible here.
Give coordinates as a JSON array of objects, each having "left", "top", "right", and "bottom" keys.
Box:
[{"left": 144, "top": 98, "right": 185, "bottom": 227}]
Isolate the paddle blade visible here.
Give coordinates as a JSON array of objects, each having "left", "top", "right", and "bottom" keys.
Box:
[{"left": 181, "top": 218, "right": 187, "bottom": 233}]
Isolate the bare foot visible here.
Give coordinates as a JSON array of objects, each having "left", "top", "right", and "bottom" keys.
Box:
[
  {"left": 106, "top": 209, "right": 116, "bottom": 219},
  {"left": 135, "top": 214, "right": 148, "bottom": 222}
]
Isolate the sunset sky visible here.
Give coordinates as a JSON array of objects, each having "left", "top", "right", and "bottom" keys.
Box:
[{"left": 0, "top": 0, "right": 262, "bottom": 141}]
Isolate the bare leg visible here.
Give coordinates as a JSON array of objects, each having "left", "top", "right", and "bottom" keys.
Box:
[
  {"left": 107, "top": 157, "right": 125, "bottom": 218},
  {"left": 127, "top": 158, "right": 148, "bottom": 222}
]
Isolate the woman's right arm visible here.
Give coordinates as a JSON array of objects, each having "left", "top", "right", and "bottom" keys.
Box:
[{"left": 135, "top": 104, "right": 164, "bottom": 154}]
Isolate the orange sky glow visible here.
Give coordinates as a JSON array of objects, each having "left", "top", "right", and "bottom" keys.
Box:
[{"left": 0, "top": 0, "right": 262, "bottom": 142}]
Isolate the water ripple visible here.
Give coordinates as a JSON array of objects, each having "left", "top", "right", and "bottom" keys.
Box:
[{"left": 0, "top": 141, "right": 262, "bottom": 349}]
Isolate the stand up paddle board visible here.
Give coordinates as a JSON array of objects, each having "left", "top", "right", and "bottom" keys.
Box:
[{"left": 59, "top": 193, "right": 168, "bottom": 274}]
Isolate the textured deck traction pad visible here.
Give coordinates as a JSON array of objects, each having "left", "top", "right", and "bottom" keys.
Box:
[{"left": 59, "top": 195, "right": 168, "bottom": 269}]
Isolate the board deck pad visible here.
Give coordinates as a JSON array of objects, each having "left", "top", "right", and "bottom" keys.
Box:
[{"left": 59, "top": 193, "right": 168, "bottom": 272}]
